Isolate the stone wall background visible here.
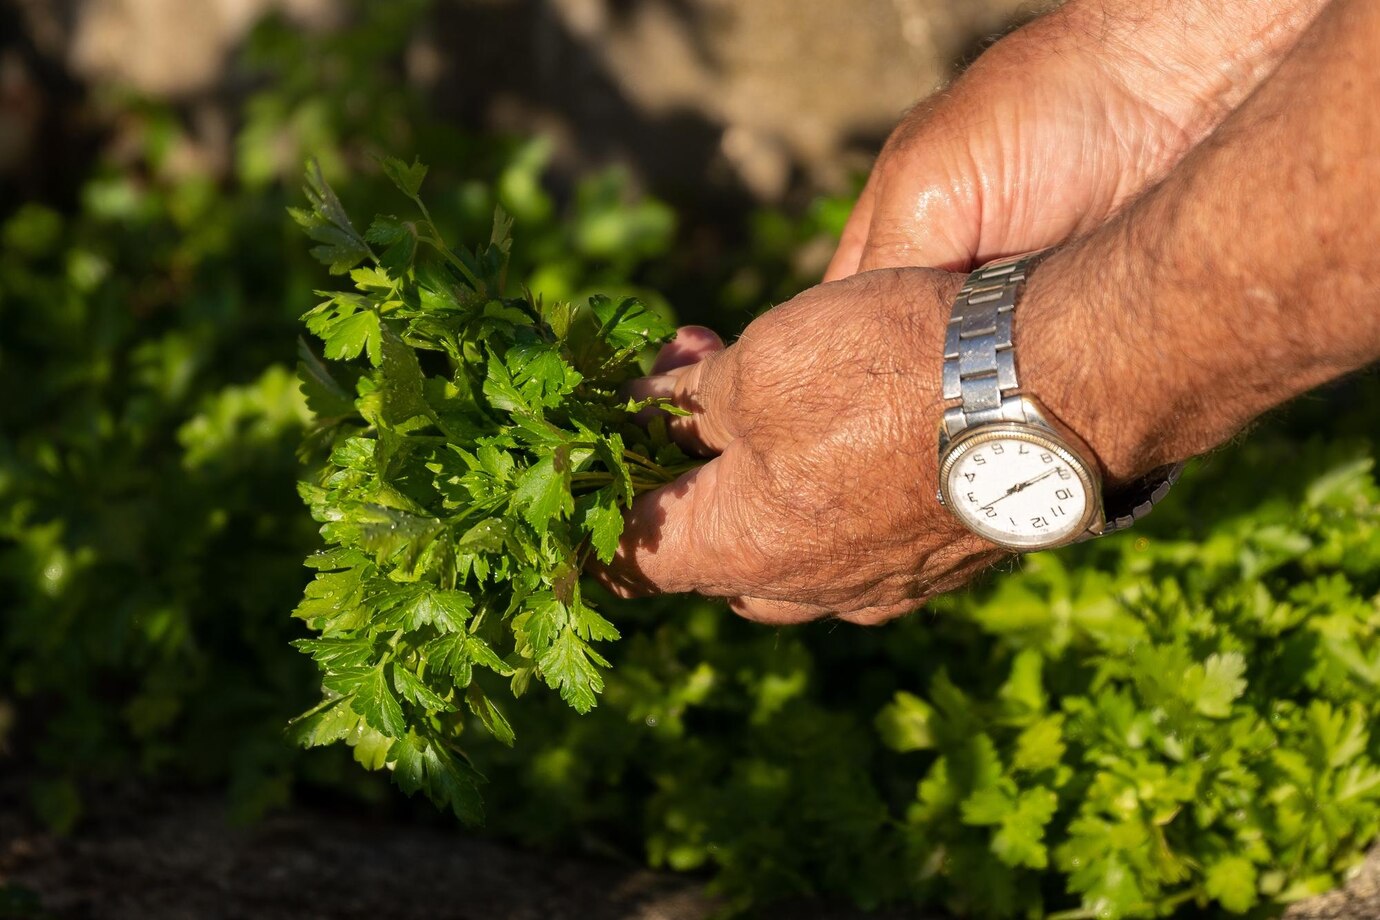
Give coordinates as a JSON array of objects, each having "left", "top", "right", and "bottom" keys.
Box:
[{"left": 1, "top": 0, "right": 1035, "bottom": 207}]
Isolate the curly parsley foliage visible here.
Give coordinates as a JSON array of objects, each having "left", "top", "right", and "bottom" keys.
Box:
[{"left": 288, "top": 158, "right": 692, "bottom": 821}]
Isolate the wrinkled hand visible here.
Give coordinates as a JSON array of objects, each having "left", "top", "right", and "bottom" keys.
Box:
[
  {"left": 826, "top": 0, "right": 1319, "bottom": 278},
  {"left": 593, "top": 1, "right": 1325, "bottom": 622},
  {"left": 596, "top": 268, "right": 1004, "bottom": 625}
]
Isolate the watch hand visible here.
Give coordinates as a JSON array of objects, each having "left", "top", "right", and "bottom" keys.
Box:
[
  {"left": 1020, "top": 468, "right": 1059, "bottom": 490},
  {"left": 980, "top": 468, "right": 1059, "bottom": 511}
]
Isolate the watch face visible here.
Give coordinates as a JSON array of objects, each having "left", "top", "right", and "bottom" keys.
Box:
[{"left": 940, "top": 427, "right": 1099, "bottom": 550}]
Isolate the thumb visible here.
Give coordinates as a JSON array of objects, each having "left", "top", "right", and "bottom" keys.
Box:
[{"left": 593, "top": 443, "right": 764, "bottom": 598}]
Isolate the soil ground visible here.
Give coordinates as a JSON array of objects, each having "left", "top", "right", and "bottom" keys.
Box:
[
  {"left": 0, "top": 784, "right": 931, "bottom": 920},
  {"left": 2, "top": 783, "right": 1379, "bottom": 920}
]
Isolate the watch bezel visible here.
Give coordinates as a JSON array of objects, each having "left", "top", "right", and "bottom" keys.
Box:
[{"left": 938, "top": 423, "right": 1102, "bottom": 550}]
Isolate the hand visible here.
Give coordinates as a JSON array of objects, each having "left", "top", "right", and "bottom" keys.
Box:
[
  {"left": 599, "top": 0, "right": 1380, "bottom": 629},
  {"left": 826, "top": 0, "right": 1325, "bottom": 279},
  {"left": 596, "top": 268, "right": 1005, "bottom": 625}
]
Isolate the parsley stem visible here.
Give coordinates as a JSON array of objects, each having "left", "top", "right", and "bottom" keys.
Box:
[
  {"left": 409, "top": 195, "right": 437, "bottom": 238},
  {"left": 621, "top": 450, "right": 699, "bottom": 484},
  {"left": 288, "top": 695, "right": 341, "bottom": 725},
  {"left": 571, "top": 471, "right": 666, "bottom": 494},
  {"left": 621, "top": 450, "right": 665, "bottom": 474},
  {"left": 422, "top": 235, "right": 487, "bottom": 293}
]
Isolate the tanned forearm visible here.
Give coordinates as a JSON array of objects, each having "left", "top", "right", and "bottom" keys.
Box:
[{"left": 1023, "top": 0, "right": 1380, "bottom": 483}]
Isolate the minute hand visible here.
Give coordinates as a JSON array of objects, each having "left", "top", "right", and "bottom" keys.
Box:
[{"left": 980, "top": 469, "right": 1059, "bottom": 511}]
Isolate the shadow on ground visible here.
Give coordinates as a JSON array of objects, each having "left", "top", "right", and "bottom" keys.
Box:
[{"left": 0, "top": 785, "right": 941, "bottom": 920}]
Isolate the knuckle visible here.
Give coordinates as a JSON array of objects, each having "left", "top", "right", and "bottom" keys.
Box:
[
  {"left": 860, "top": 226, "right": 924, "bottom": 267},
  {"left": 880, "top": 98, "right": 937, "bottom": 158},
  {"left": 701, "top": 345, "right": 749, "bottom": 411}
]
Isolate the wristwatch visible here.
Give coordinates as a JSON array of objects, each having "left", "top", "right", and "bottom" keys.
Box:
[{"left": 936, "top": 252, "right": 1181, "bottom": 550}]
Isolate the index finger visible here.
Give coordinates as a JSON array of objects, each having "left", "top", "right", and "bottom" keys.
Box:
[{"left": 651, "top": 325, "right": 723, "bottom": 374}]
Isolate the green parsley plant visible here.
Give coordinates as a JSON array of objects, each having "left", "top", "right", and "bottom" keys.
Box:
[{"left": 288, "top": 158, "right": 693, "bottom": 821}]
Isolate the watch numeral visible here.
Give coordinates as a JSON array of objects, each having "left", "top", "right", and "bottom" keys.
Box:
[
  {"left": 991, "top": 444, "right": 1005, "bottom": 455},
  {"left": 966, "top": 492, "right": 978, "bottom": 504},
  {"left": 1030, "top": 516, "right": 1049, "bottom": 529},
  {"left": 1056, "top": 467, "right": 1071, "bottom": 480},
  {"left": 1055, "top": 488, "right": 1073, "bottom": 500},
  {"left": 1051, "top": 505, "right": 1066, "bottom": 517},
  {"left": 964, "top": 472, "right": 976, "bottom": 483},
  {"left": 973, "top": 455, "right": 987, "bottom": 466},
  {"left": 984, "top": 507, "right": 997, "bottom": 518},
  {"left": 1018, "top": 443, "right": 1030, "bottom": 455},
  {"left": 1040, "top": 452, "right": 1053, "bottom": 464}
]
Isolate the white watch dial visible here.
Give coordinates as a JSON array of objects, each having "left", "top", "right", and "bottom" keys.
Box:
[{"left": 943, "top": 432, "right": 1095, "bottom": 549}]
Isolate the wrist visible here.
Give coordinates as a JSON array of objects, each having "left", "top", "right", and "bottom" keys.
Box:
[{"left": 1016, "top": 243, "right": 1196, "bottom": 489}]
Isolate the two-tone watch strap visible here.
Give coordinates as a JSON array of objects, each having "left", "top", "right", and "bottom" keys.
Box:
[{"left": 942, "top": 251, "right": 1182, "bottom": 536}]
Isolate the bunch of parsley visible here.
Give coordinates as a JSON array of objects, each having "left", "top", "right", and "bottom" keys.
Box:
[{"left": 288, "top": 159, "right": 692, "bottom": 821}]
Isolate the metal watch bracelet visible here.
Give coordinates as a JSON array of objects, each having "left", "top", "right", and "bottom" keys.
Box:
[{"left": 941, "top": 252, "right": 1182, "bottom": 536}]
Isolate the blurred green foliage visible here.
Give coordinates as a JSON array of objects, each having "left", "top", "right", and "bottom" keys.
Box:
[
  {"left": 0, "top": 1, "right": 703, "bottom": 828},
  {"left": 492, "top": 428, "right": 1380, "bottom": 919},
  {"left": 3, "top": 2, "right": 1380, "bottom": 918}
]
